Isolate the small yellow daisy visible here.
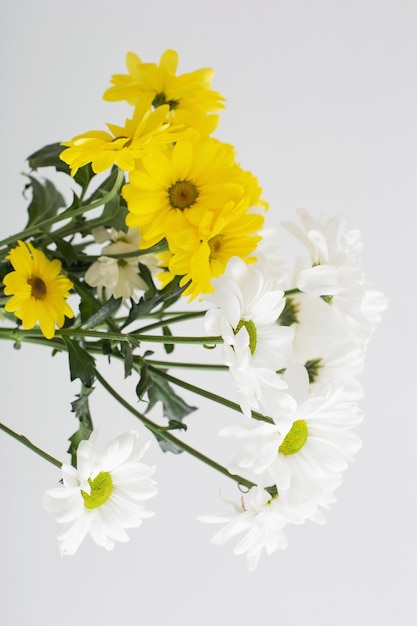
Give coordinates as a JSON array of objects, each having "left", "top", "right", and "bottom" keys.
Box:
[
  {"left": 103, "top": 49, "right": 225, "bottom": 134},
  {"left": 60, "top": 97, "right": 181, "bottom": 176},
  {"left": 3, "top": 241, "right": 74, "bottom": 339},
  {"left": 165, "top": 198, "right": 265, "bottom": 300}
]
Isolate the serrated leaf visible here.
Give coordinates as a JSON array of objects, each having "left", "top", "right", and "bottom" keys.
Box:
[
  {"left": 67, "top": 386, "right": 94, "bottom": 466},
  {"left": 62, "top": 336, "right": 96, "bottom": 387},
  {"left": 146, "top": 375, "right": 196, "bottom": 424},
  {"left": 82, "top": 297, "right": 122, "bottom": 330},
  {"left": 24, "top": 175, "right": 65, "bottom": 228}
]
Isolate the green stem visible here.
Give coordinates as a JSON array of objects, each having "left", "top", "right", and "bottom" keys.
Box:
[
  {"left": 136, "top": 310, "right": 207, "bottom": 333},
  {"left": 55, "top": 327, "right": 223, "bottom": 346},
  {"left": 147, "top": 359, "right": 228, "bottom": 370},
  {"left": 284, "top": 288, "right": 302, "bottom": 296},
  {"left": 94, "top": 369, "right": 256, "bottom": 491},
  {"left": 0, "top": 422, "right": 62, "bottom": 468},
  {"left": 0, "top": 169, "right": 125, "bottom": 251},
  {"left": 147, "top": 365, "right": 274, "bottom": 424}
]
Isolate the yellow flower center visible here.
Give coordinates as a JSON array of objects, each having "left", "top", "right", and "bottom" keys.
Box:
[
  {"left": 81, "top": 471, "right": 113, "bottom": 510},
  {"left": 234, "top": 319, "right": 257, "bottom": 354},
  {"left": 279, "top": 420, "right": 309, "bottom": 455},
  {"left": 168, "top": 180, "right": 199, "bottom": 210},
  {"left": 28, "top": 276, "right": 47, "bottom": 300}
]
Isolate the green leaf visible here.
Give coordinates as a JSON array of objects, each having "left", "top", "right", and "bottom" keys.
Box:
[
  {"left": 69, "top": 276, "right": 101, "bottom": 324},
  {"left": 146, "top": 374, "right": 196, "bottom": 424},
  {"left": 42, "top": 231, "right": 79, "bottom": 266},
  {"left": 24, "top": 175, "right": 66, "bottom": 229},
  {"left": 162, "top": 325, "right": 174, "bottom": 354},
  {"left": 121, "top": 342, "right": 133, "bottom": 378},
  {"left": 82, "top": 297, "right": 122, "bottom": 330},
  {"left": 62, "top": 336, "right": 96, "bottom": 387},
  {"left": 73, "top": 163, "right": 95, "bottom": 191},
  {"left": 27, "top": 142, "right": 95, "bottom": 192},
  {"left": 136, "top": 363, "right": 152, "bottom": 400},
  {"left": 99, "top": 194, "right": 128, "bottom": 233},
  {"left": 122, "top": 274, "right": 184, "bottom": 329},
  {"left": 67, "top": 386, "right": 94, "bottom": 466},
  {"left": 27, "top": 142, "right": 71, "bottom": 174}
]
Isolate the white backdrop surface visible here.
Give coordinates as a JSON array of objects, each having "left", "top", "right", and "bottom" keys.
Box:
[{"left": 1, "top": 1, "right": 416, "bottom": 625}]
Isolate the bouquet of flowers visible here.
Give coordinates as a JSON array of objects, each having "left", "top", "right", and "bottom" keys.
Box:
[{"left": 0, "top": 50, "right": 387, "bottom": 570}]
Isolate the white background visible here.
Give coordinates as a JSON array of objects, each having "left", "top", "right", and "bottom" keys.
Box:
[{"left": 1, "top": 1, "right": 416, "bottom": 624}]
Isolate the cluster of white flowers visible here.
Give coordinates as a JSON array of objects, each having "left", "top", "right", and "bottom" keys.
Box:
[
  {"left": 199, "top": 209, "right": 387, "bottom": 570},
  {"left": 43, "top": 210, "right": 386, "bottom": 568}
]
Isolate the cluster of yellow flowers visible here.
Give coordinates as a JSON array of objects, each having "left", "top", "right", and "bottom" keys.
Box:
[
  {"left": 2, "top": 49, "right": 268, "bottom": 340},
  {"left": 61, "top": 49, "right": 267, "bottom": 299}
]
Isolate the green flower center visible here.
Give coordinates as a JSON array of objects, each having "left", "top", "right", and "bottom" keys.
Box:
[
  {"left": 28, "top": 276, "right": 47, "bottom": 300},
  {"left": 279, "top": 420, "right": 308, "bottom": 455},
  {"left": 168, "top": 180, "right": 199, "bottom": 210},
  {"left": 305, "top": 358, "right": 322, "bottom": 384},
  {"left": 321, "top": 295, "right": 333, "bottom": 304},
  {"left": 81, "top": 471, "right": 113, "bottom": 510},
  {"left": 234, "top": 319, "right": 257, "bottom": 355},
  {"left": 152, "top": 92, "right": 179, "bottom": 110},
  {"left": 278, "top": 297, "right": 299, "bottom": 326}
]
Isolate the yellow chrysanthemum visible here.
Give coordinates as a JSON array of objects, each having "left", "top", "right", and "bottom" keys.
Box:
[
  {"left": 164, "top": 199, "right": 265, "bottom": 300},
  {"left": 103, "top": 50, "right": 225, "bottom": 134},
  {"left": 3, "top": 241, "right": 74, "bottom": 339},
  {"left": 123, "top": 129, "right": 265, "bottom": 249},
  {"left": 60, "top": 97, "right": 181, "bottom": 176}
]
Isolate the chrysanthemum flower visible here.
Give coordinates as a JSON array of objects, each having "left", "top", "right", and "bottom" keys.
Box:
[
  {"left": 200, "top": 485, "right": 323, "bottom": 571},
  {"left": 223, "top": 369, "right": 362, "bottom": 509},
  {"left": 103, "top": 49, "right": 225, "bottom": 134},
  {"left": 204, "top": 257, "right": 296, "bottom": 420},
  {"left": 60, "top": 97, "right": 181, "bottom": 176},
  {"left": 165, "top": 200, "right": 264, "bottom": 299},
  {"left": 85, "top": 228, "right": 156, "bottom": 303},
  {"left": 283, "top": 209, "right": 364, "bottom": 268},
  {"left": 283, "top": 209, "right": 388, "bottom": 343},
  {"left": 43, "top": 431, "right": 157, "bottom": 556},
  {"left": 123, "top": 128, "right": 265, "bottom": 249},
  {"left": 3, "top": 241, "right": 74, "bottom": 339}
]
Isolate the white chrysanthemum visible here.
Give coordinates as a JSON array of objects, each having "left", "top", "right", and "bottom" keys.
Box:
[
  {"left": 43, "top": 431, "right": 157, "bottom": 556},
  {"left": 204, "top": 256, "right": 296, "bottom": 421},
  {"left": 283, "top": 209, "right": 387, "bottom": 343},
  {"left": 222, "top": 367, "right": 362, "bottom": 508},
  {"left": 283, "top": 208, "right": 363, "bottom": 268},
  {"left": 85, "top": 228, "right": 157, "bottom": 302},
  {"left": 302, "top": 340, "right": 365, "bottom": 400},
  {"left": 291, "top": 297, "right": 365, "bottom": 399},
  {"left": 199, "top": 484, "right": 323, "bottom": 571}
]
